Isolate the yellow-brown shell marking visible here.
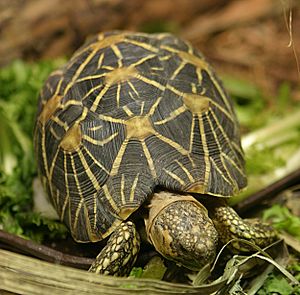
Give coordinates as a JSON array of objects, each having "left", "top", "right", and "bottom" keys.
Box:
[
  {"left": 125, "top": 116, "right": 154, "bottom": 140},
  {"left": 60, "top": 123, "right": 82, "bottom": 152}
]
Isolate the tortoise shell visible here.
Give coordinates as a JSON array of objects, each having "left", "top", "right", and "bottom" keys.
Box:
[{"left": 34, "top": 31, "right": 246, "bottom": 243}]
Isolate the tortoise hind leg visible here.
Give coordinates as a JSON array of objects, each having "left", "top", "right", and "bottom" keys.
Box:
[
  {"left": 211, "top": 202, "right": 278, "bottom": 252},
  {"left": 89, "top": 221, "right": 140, "bottom": 276}
]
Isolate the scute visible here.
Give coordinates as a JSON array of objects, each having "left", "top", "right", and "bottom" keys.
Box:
[{"left": 34, "top": 31, "right": 246, "bottom": 243}]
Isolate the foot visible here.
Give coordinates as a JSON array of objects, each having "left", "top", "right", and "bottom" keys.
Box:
[
  {"left": 89, "top": 221, "right": 140, "bottom": 276},
  {"left": 212, "top": 203, "right": 278, "bottom": 252}
]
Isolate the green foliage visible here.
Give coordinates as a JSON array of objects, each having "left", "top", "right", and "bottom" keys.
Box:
[
  {"left": 129, "top": 267, "right": 144, "bottom": 278},
  {"left": 245, "top": 146, "right": 286, "bottom": 175},
  {"left": 0, "top": 59, "right": 67, "bottom": 242},
  {"left": 257, "top": 273, "right": 299, "bottom": 295},
  {"left": 263, "top": 204, "right": 300, "bottom": 240},
  {"left": 222, "top": 75, "right": 266, "bottom": 131},
  {"left": 227, "top": 75, "right": 300, "bottom": 204}
]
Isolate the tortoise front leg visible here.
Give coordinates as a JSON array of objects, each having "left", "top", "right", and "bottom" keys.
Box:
[
  {"left": 89, "top": 221, "right": 140, "bottom": 276},
  {"left": 211, "top": 202, "right": 278, "bottom": 252}
]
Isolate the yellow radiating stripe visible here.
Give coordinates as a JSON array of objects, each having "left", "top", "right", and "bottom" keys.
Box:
[
  {"left": 77, "top": 149, "right": 101, "bottom": 191},
  {"left": 81, "top": 84, "right": 104, "bottom": 101},
  {"left": 191, "top": 83, "right": 197, "bottom": 94},
  {"left": 121, "top": 174, "right": 126, "bottom": 205},
  {"left": 76, "top": 73, "right": 106, "bottom": 83},
  {"left": 154, "top": 132, "right": 189, "bottom": 156},
  {"left": 82, "top": 146, "right": 110, "bottom": 174},
  {"left": 93, "top": 191, "right": 98, "bottom": 230},
  {"left": 73, "top": 198, "right": 84, "bottom": 233},
  {"left": 161, "top": 45, "right": 234, "bottom": 117},
  {"left": 41, "top": 125, "right": 49, "bottom": 178},
  {"left": 49, "top": 126, "right": 60, "bottom": 140},
  {"left": 103, "top": 184, "right": 119, "bottom": 213},
  {"left": 42, "top": 70, "right": 63, "bottom": 97},
  {"left": 151, "top": 67, "right": 164, "bottom": 71},
  {"left": 123, "top": 105, "right": 134, "bottom": 117},
  {"left": 125, "top": 39, "right": 159, "bottom": 53},
  {"left": 80, "top": 107, "right": 88, "bottom": 121},
  {"left": 160, "top": 45, "right": 179, "bottom": 54},
  {"left": 130, "top": 174, "right": 139, "bottom": 202},
  {"left": 153, "top": 105, "right": 187, "bottom": 125},
  {"left": 82, "top": 132, "right": 118, "bottom": 146},
  {"left": 110, "top": 139, "right": 129, "bottom": 176},
  {"left": 130, "top": 54, "right": 156, "bottom": 68},
  {"left": 111, "top": 44, "right": 123, "bottom": 67},
  {"left": 51, "top": 116, "right": 68, "bottom": 130},
  {"left": 148, "top": 96, "right": 162, "bottom": 115},
  {"left": 196, "top": 67, "right": 203, "bottom": 84},
  {"left": 166, "top": 84, "right": 183, "bottom": 96},
  {"left": 175, "top": 160, "right": 194, "bottom": 183},
  {"left": 41, "top": 78, "right": 63, "bottom": 179},
  {"left": 140, "top": 101, "right": 145, "bottom": 115},
  {"left": 141, "top": 140, "right": 157, "bottom": 179},
  {"left": 98, "top": 114, "right": 125, "bottom": 124},
  {"left": 210, "top": 110, "right": 244, "bottom": 166},
  {"left": 170, "top": 61, "right": 186, "bottom": 80},
  {"left": 156, "top": 33, "right": 172, "bottom": 40},
  {"left": 199, "top": 115, "right": 210, "bottom": 185},
  {"left": 48, "top": 146, "right": 60, "bottom": 183},
  {"left": 210, "top": 74, "right": 234, "bottom": 118},
  {"left": 206, "top": 113, "right": 237, "bottom": 190},
  {"left": 188, "top": 153, "right": 196, "bottom": 169},
  {"left": 61, "top": 151, "right": 69, "bottom": 221},
  {"left": 68, "top": 33, "right": 125, "bottom": 68},
  {"left": 116, "top": 83, "right": 121, "bottom": 108},
  {"left": 187, "top": 43, "right": 194, "bottom": 55},
  {"left": 222, "top": 152, "right": 246, "bottom": 178},
  {"left": 128, "top": 91, "right": 136, "bottom": 103},
  {"left": 189, "top": 115, "right": 196, "bottom": 153},
  {"left": 70, "top": 154, "right": 84, "bottom": 232},
  {"left": 128, "top": 81, "right": 140, "bottom": 98},
  {"left": 232, "top": 141, "right": 245, "bottom": 159},
  {"left": 137, "top": 75, "right": 165, "bottom": 91},
  {"left": 101, "top": 65, "right": 114, "bottom": 71},
  {"left": 54, "top": 188, "right": 60, "bottom": 216},
  {"left": 163, "top": 168, "right": 185, "bottom": 186},
  {"left": 159, "top": 55, "right": 172, "bottom": 61},
  {"left": 63, "top": 49, "right": 98, "bottom": 96},
  {"left": 88, "top": 125, "right": 103, "bottom": 132},
  {"left": 63, "top": 99, "right": 82, "bottom": 108},
  {"left": 97, "top": 52, "right": 105, "bottom": 69},
  {"left": 210, "top": 157, "right": 232, "bottom": 186},
  {"left": 210, "top": 100, "right": 234, "bottom": 123},
  {"left": 90, "top": 84, "right": 111, "bottom": 112}
]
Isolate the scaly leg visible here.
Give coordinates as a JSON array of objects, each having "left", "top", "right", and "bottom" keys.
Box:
[
  {"left": 211, "top": 203, "right": 277, "bottom": 252},
  {"left": 89, "top": 221, "right": 140, "bottom": 276}
]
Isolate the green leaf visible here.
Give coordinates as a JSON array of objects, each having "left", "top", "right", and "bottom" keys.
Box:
[
  {"left": 263, "top": 204, "right": 300, "bottom": 240},
  {"left": 0, "top": 59, "right": 67, "bottom": 242},
  {"left": 258, "top": 273, "right": 295, "bottom": 295}
]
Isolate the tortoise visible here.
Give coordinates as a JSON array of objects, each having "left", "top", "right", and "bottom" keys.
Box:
[{"left": 34, "top": 31, "right": 277, "bottom": 276}]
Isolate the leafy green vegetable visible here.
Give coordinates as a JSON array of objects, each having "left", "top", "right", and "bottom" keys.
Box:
[
  {"left": 226, "top": 76, "right": 300, "bottom": 204},
  {"left": 0, "top": 59, "right": 67, "bottom": 242},
  {"left": 257, "top": 273, "right": 299, "bottom": 295},
  {"left": 263, "top": 204, "right": 300, "bottom": 240},
  {"left": 222, "top": 75, "right": 266, "bottom": 131},
  {"left": 129, "top": 267, "right": 144, "bottom": 278},
  {"left": 223, "top": 77, "right": 300, "bottom": 295}
]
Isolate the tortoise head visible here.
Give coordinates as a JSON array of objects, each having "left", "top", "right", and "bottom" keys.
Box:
[{"left": 145, "top": 192, "right": 218, "bottom": 271}]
